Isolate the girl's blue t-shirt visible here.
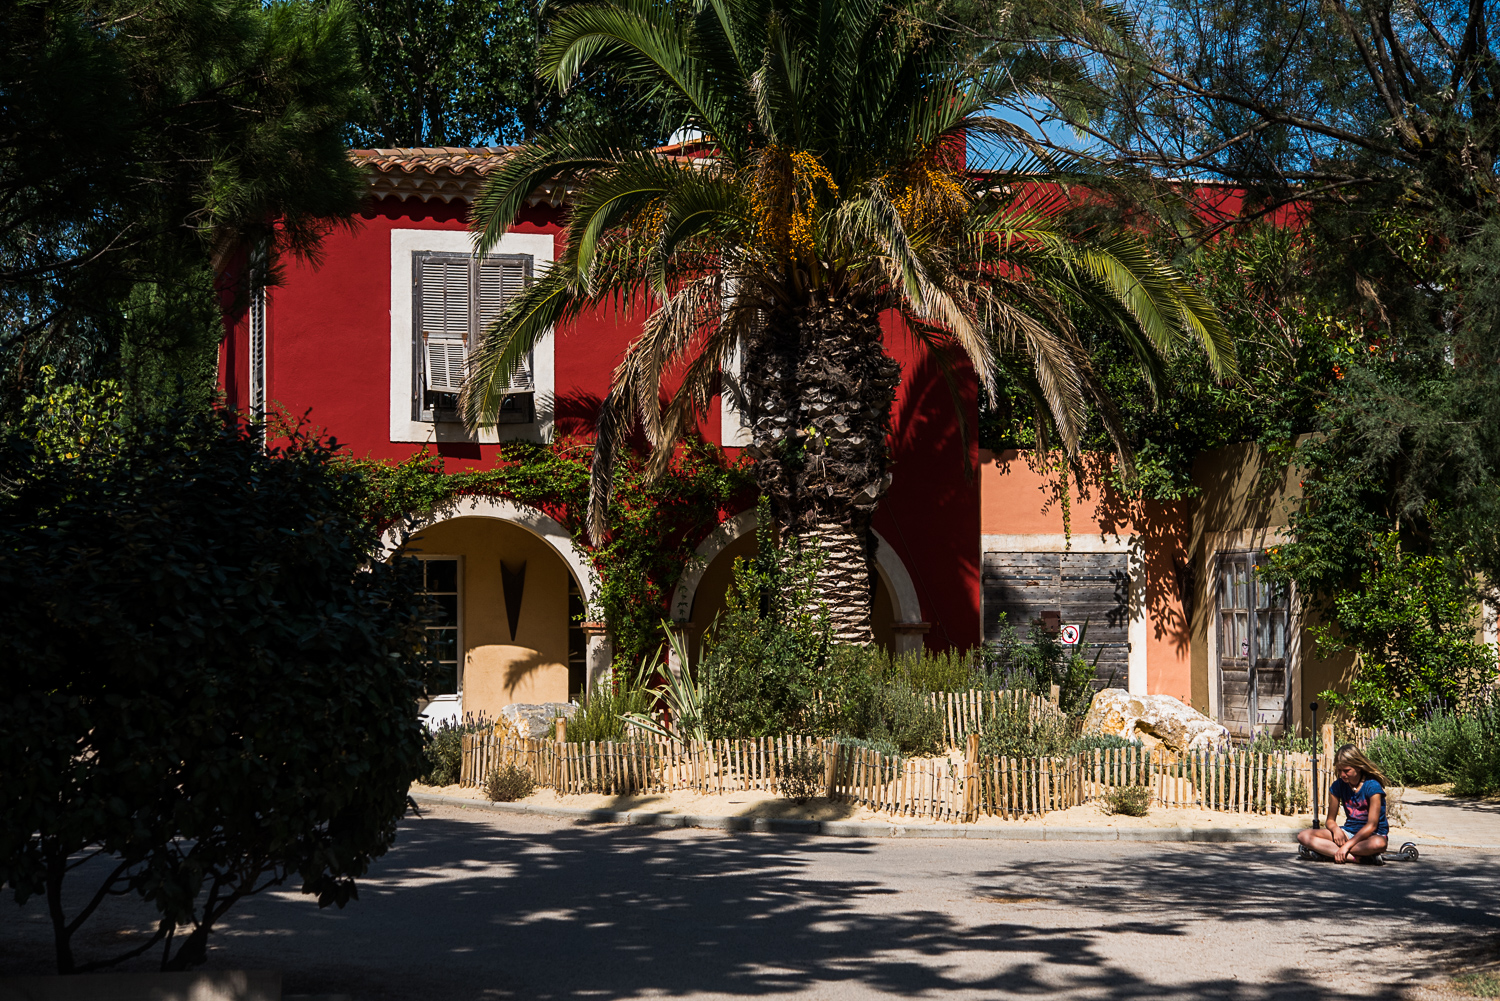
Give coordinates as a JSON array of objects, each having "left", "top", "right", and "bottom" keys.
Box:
[{"left": 1330, "top": 777, "right": 1388, "bottom": 835}]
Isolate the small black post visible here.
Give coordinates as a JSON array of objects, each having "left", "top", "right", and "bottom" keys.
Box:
[{"left": 1310, "top": 701, "right": 1320, "bottom": 825}]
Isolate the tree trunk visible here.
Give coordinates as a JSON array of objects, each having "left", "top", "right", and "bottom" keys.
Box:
[{"left": 743, "top": 291, "right": 900, "bottom": 644}]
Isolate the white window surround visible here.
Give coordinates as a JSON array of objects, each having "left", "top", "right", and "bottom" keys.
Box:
[
  {"left": 980, "top": 532, "right": 1148, "bottom": 696},
  {"left": 389, "top": 228, "right": 555, "bottom": 444},
  {"left": 414, "top": 552, "right": 464, "bottom": 696},
  {"left": 719, "top": 339, "right": 752, "bottom": 447}
]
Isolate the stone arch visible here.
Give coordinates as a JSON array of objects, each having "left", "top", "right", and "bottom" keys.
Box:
[
  {"left": 382, "top": 495, "right": 596, "bottom": 607},
  {"left": 381, "top": 496, "right": 610, "bottom": 715},
  {"left": 669, "top": 509, "right": 926, "bottom": 652}
]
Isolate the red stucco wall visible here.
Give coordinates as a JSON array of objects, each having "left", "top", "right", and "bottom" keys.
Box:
[{"left": 222, "top": 195, "right": 982, "bottom": 650}]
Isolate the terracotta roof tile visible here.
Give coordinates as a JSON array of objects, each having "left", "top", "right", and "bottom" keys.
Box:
[{"left": 350, "top": 146, "right": 518, "bottom": 175}]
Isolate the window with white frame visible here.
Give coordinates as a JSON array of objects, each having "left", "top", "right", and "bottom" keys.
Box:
[
  {"left": 418, "top": 556, "right": 462, "bottom": 696},
  {"left": 413, "top": 251, "right": 534, "bottom": 423}
]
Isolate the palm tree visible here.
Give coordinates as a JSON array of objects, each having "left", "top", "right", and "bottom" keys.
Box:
[{"left": 463, "top": 0, "right": 1233, "bottom": 644}]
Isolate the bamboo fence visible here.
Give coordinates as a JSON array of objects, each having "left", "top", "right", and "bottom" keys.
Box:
[{"left": 459, "top": 730, "right": 1337, "bottom": 823}]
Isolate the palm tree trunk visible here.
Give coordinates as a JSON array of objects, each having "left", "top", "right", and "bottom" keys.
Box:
[{"left": 743, "top": 291, "right": 900, "bottom": 644}]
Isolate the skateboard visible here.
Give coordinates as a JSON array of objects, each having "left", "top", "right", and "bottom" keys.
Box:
[{"left": 1297, "top": 841, "right": 1419, "bottom": 862}]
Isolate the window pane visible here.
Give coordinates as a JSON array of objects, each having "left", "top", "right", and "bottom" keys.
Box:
[
  {"left": 431, "top": 662, "right": 458, "bottom": 696},
  {"left": 432, "top": 594, "right": 458, "bottom": 625},
  {"left": 425, "top": 559, "right": 458, "bottom": 593},
  {"left": 1236, "top": 612, "right": 1249, "bottom": 657},
  {"left": 431, "top": 628, "right": 458, "bottom": 662}
]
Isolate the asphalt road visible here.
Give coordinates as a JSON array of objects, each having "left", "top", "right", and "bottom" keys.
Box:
[{"left": 2, "top": 804, "right": 1497, "bottom": 1000}]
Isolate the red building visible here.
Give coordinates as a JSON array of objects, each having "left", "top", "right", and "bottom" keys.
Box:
[
  {"left": 220, "top": 146, "right": 978, "bottom": 726},
  {"left": 221, "top": 147, "right": 1384, "bottom": 738}
]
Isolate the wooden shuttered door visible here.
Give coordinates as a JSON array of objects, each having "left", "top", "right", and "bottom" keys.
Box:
[
  {"left": 981, "top": 551, "right": 1131, "bottom": 689},
  {"left": 1215, "top": 552, "right": 1290, "bottom": 737}
]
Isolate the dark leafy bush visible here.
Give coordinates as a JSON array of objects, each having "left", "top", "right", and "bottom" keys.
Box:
[
  {"left": 0, "top": 399, "right": 430, "bottom": 973},
  {"left": 979, "top": 614, "right": 1100, "bottom": 714},
  {"left": 423, "top": 715, "right": 492, "bottom": 786},
  {"left": 484, "top": 764, "right": 537, "bottom": 802},
  {"left": 697, "top": 511, "right": 833, "bottom": 739},
  {"left": 1309, "top": 534, "right": 1497, "bottom": 726}
]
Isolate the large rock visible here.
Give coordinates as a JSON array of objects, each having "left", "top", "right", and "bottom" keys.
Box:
[
  {"left": 497, "top": 702, "right": 577, "bottom": 740},
  {"left": 1083, "top": 689, "right": 1229, "bottom": 752}
]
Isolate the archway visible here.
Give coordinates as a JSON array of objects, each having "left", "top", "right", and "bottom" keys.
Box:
[
  {"left": 382, "top": 497, "right": 608, "bottom": 724},
  {"left": 669, "top": 510, "right": 926, "bottom": 657}
]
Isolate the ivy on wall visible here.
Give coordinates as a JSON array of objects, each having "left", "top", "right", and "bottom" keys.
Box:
[{"left": 352, "top": 437, "right": 755, "bottom": 667}]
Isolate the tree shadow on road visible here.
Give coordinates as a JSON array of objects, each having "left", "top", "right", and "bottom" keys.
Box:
[{"left": 3, "top": 812, "right": 1496, "bottom": 1001}]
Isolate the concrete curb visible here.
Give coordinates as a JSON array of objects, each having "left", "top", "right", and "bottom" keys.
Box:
[{"left": 411, "top": 793, "right": 1317, "bottom": 843}]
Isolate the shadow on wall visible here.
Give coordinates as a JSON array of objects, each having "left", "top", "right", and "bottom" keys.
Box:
[
  {"left": 883, "top": 345, "right": 980, "bottom": 651},
  {"left": 980, "top": 449, "right": 1194, "bottom": 668}
]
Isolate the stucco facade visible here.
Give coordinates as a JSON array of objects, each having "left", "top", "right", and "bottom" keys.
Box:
[{"left": 219, "top": 147, "right": 979, "bottom": 724}]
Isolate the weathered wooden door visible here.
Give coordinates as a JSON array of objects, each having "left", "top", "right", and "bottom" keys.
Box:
[
  {"left": 1215, "top": 552, "right": 1290, "bottom": 737},
  {"left": 982, "top": 551, "right": 1131, "bottom": 689}
]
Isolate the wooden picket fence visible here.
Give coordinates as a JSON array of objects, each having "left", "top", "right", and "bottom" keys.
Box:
[{"left": 460, "top": 731, "right": 1335, "bottom": 822}]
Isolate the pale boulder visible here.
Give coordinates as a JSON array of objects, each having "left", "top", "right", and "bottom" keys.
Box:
[
  {"left": 498, "top": 702, "right": 577, "bottom": 740},
  {"left": 1083, "top": 689, "right": 1229, "bottom": 752}
]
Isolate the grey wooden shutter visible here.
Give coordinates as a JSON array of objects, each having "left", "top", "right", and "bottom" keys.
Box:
[
  {"left": 420, "top": 257, "right": 471, "bottom": 393},
  {"left": 476, "top": 257, "right": 534, "bottom": 390}
]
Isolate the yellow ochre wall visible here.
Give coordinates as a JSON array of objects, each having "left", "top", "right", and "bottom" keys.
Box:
[{"left": 407, "top": 517, "right": 572, "bottom": 719}]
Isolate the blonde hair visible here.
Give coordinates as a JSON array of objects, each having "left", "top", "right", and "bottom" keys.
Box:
[{"left": 1334, "top": 743, "right": 1390, "bottom": 788}]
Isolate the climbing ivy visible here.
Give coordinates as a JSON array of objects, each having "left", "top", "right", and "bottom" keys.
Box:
[{"left": 352, "top": 437, "right": 755, "bottom": 668}]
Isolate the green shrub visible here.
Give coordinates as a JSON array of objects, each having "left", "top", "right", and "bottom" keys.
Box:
[
  {"left": 778, "top": 747, "right": 826, "bottom": 803},
  {"left": 1454, "top": 691, "right": 1500, "bottom": 797},
  {"left": 1103, "top": 785, "right": 1151, "bottom": 816},
  {"left": 422, "top": 715, "right": 492, "bottom": 786},
  {"left": 484, "top": 764, "right": 536, "bottom": 802},
  {"left": 835, "top": 735, "right": 902, "bottom": 758},
  {"left": 979, "top": 614, "right": 1100, "bottom": 714},
  {"left": 561, "top": 671, "right": 653, "bottom": 743},
  {"left": 1310, "top": 533, "right": 1497, "bottom": 726},
  {"left": 977, "top": 698, "right": 1078, "bottom": 758},
  {"left": 861, "top": 683, "right": 943, "bottom": 755},
  {"left": 697, "top": 509, "right": 833, "bottom": 739},
  {"left": 1366, "top": 715, "right": 1471, "bottom": 787},
  {"left": 884, "top": 648, "right": 977, "bottom": 693}
]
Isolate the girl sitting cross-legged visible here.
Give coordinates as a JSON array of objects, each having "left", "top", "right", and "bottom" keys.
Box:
[{"left": 1297, "top": 744, "right": 1391, "bottom": 864}]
